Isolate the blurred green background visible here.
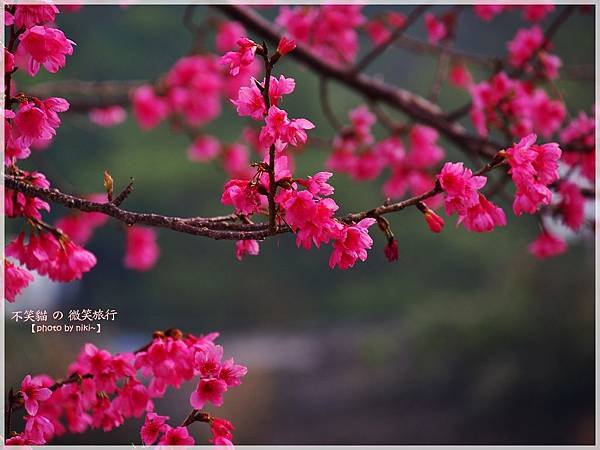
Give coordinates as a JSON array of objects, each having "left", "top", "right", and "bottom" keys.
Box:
[{"left": 5, "top": 5, "right": 595, "bottom": 445}]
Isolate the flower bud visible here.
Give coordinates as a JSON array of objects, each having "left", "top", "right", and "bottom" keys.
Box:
[
  {"left": 277, "top": 36, "right": 296, "bottom": 56},
  {"left": 424, "top": 210, "right": 444, "bottom": 233},
  {"left": 384, "top": 238, "right": 399, "bottom": 262}
]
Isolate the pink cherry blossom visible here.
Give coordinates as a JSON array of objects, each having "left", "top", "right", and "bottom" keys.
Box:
[
  {"left": 277, "top": 36, "right": 296, "bottom": 55},
  {"left": 507, "top": 26, "right": 543, "bottom": 68},
  {"left": 6, "top": 433, "right": 43, "bottom": 445},
  {"left": 329, "top": 218, "right": 376, "bottom": 270},
  {"left": 165, "top": 55, "right": 222, "bottom": 126},
  {"left": 424, "top": 13, "right": 447, "bottom": 44},
  {"left": 5, "top": 49, "right": 15, "bottom": 73},
  {"left": 14, "top": 4, "right": 60, "bottom": 29},
  {"left": 473, "top": 5, "right": 505, "bottom": 21},
  {"left": 11, "top": 101, "right": 57, "bottom": 149},
  {"left": 539, "top": 51, "right": 562, "bottom": 79},
  {"left": 215, "top": 21, "right": 246, "bottom": 53},
  {"left": 210, "top": 417, "right": 234, "bottom": 445},
  {"left": 276, "top": 6, "right": 365, "bottom": 64},
  {"left": 268, "top": 75, "right": 296, "bottom": 106},
  {"left": 194, "top": 344, "right": 224, "bottom": 378},
  {"left": 6, "top": 231, "right": 97, "bottom": 282},
  {"left": 449, "top": 63, "right": 473, "bottom": 88},
  {"left": 15, "top": 26, "right": 74, "bottom": 76},
  {"left": 158, "top": 426, "right": 195, "bottom": 446},
  {"left": 20, "top": 374, "right": 53, "bottom": 416},
  {"left": 189, "top": 378, "right": 228, "bottom": 409},
  {"left": 437, "top": 162, "right": 487, "bottom": 215},
  {"left": 259, "top": 106, "right": 314, "bottom": 149},
  {"left": 140, "top": 412, "right": 169, "bottom": 445},
  {"left": 506, "top": 134, "right": 562, "bottom": 216},
  {"left": 219, "top": 358, "right": 248, "bottom": 387},
  {"left": 220, "top": 37, "right": 258, "bottom": 76},
  {"left": 559, "top": 182, "right": 585, "bottom": 231},
  {"left": 406, "top": 125, "right": 445, "bottom": 169},
  {"left": 112, "top": 380, "right": 151, "bottom": 418},
  {"left": 232, "top": 81, "right": 266, "bottom": 119},
  {"left": 222, "top": 143, "right": 252, "bottom": 179},
  {"left": 24, "top": 414, "right": 54, "bottom": 443},
  {"left": 221, "top": 179, "right": 262, "bottom": 215},
  {"left": 460, "top": 193, "right": 507, "bottom": 233},
  {"left": 522, "top": 4, "right": 554, "bottom": 22},
  {"left": 5, "top": 171, "right": 51, "bottom": 220},
  {"left": 132, "top": 85, "right": 169, "bottom": 130},
  {"left": 88, "top": 106, "right": 126, "bottom": 127},
  {"left": 4, "top": 260, "right": 34, "bottom": 303},
  {"left": 365, "top": 19, "right": 391, "bottom": 45},
  {"left": 235, "top": 239, "right": 260, "bottom": 261},
  {"left": 124, "top": 226, "right": 159, "bottom": 271},
  {"left": 188, "top": 135, "right": 221, "bottom": 162},
  {"left": 528, "top": 231, "right": 567, "bottom": 259},
  {"left": 299, "top": 172, "right": 335, "bottom": 197}
]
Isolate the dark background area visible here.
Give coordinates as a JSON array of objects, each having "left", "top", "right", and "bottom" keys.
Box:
[{"left": 5, "top": 4, "right": 595, "bottom": 445}]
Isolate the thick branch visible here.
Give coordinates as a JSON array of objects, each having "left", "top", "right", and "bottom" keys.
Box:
[
  {"left": 6, "top": 155, "right": 511, "bottom": 244},
  {"left": 5, "top": 175, "right": 271, "bottom": 241},
  {"left": 214, "top": 5, "right": 500, "bottom": 158}
]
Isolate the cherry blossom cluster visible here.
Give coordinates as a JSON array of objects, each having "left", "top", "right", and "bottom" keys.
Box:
[
  {"left": 6, "top": 330, "right": 246, "bottom": 446},
  {"left": 326, "top": 108, "right": 444, "bottom": 208},
  {"left": 219, "top": 36, "right": 385, "bottom": 269},
  {"left": 275, "top": 5, "right": 365, "bottom": 64},
  {"left": 4, "top": 4, "right": 596, "bottom": 300},
  {"left": 4, "top": 4, "right": 160, "bottom": 304},
  {"left": 465, "top": 71, "right": 565, "bottom": 138}
]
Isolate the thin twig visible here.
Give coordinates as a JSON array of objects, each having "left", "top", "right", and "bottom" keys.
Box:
[
  {"left": 353, "top": 5, "right": 429, "bottom": 73},
  {"left": 319, "top": 77, "right": 342, "bottom": 131}
]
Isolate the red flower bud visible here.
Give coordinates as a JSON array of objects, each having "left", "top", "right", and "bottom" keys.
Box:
[
  {"left": 277, "top": 36, "right": 296, "bottom": 56},
  {"left": 424, "top": 210, "right": 445, "bottom": 233},
  {"left": 384, "top": 238, "right": 399, "bottom": 262}
]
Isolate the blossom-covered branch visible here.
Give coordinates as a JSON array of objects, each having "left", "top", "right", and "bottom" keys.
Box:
[
  {"left": 4, "top": 4, "right": 595, "bottom": 304},
  {"left": 5, "top": 328, "right": 246, "bottom": 446}
]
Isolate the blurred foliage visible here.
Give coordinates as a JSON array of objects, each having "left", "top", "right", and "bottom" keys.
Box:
[{"left": 6, "top": 4, "right": 595, "bottom": 445}]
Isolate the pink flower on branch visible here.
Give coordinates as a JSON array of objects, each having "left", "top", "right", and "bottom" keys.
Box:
[
  {"left": 141, "top": 412, "right": 170, "bottom": 445},
  {"left": 157, "top": 426, "right": 195, "bottom": 446},
  {"left": 20, "top": 375, "right": 52, "bottom": 416},
  {"left": 13, "top": 4, "right": 60, "bottom": 29},
  {"left": 15, "top": 26, "right": 74, "bottom": 76},
  {"left": 329, "top": 218, "right": 376, "bottom": 270},
  {"left": 220, "top": 37, "right": 259, "bottom": 76},
  {"left": 235, "top": 239, "right": 260, "bottom": 261},
  {"left": 4, "top": 260, "right": 34, "bottom": 303}
]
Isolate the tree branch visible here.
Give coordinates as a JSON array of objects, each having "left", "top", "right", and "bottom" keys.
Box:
[
  {"left": 213, "top": 5, "right": 500, "bottom": 158},
  {"left": 6, "top": 154, "right": 510, "bottom": 244},
  {"left": 353, "top": 5, "right": 429, "bottom": 73}
]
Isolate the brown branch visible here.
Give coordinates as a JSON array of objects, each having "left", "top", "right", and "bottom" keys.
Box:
[
  {"left": 180, "top": 409, "right": 211, "bottom": 427},
  {"left": 6, "top": 152, "right": 512, "bottom": 245},
  {"left": 256, "top": 43, "right": 279, "bottom": 234},
  {"left": 26, "top": 79, "right": 145, "bottom": 111},
  {"left": 213, "top": 5, "right": 500, "bottom": 158},
  {"left": 393, "top": 34, "right": 593, "bottom": 81},
  {"left": 319, "top": 77, "right": 342, "bottom": 131},
  {"left": 5, "top": 174, "right": 272, "bottom": 241}
]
